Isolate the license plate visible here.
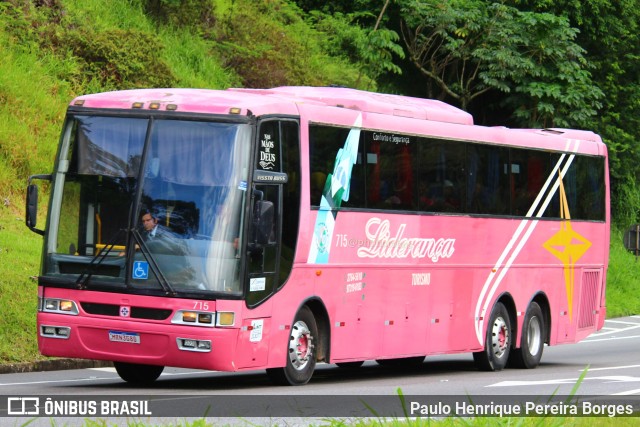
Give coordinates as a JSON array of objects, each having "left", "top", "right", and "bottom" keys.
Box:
[{"left": 108, "top": 331, "right": 140, "bottom": 344}]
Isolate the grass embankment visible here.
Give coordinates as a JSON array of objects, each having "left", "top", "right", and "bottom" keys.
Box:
[
  {"left": 0, "top": 21, "right": 66, "bottom": 364},
  {"left": 0, "top": 0, "right": 366, "bottom": 364},
  {"left": 606, "top": 228, "right": 640, "bottom": 316}
]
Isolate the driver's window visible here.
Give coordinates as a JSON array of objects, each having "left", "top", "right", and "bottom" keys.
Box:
[
  {"left": 246, "top": 183, "right": 279, "bottom": 305},
  {"left": 247, "top": 120, "right": 283, "bottom": 306}
]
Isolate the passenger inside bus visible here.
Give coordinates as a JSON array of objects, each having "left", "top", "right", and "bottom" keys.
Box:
[
  {"left": 433, "top": 180, "right": 460, "bottom": 212},
  {"left": 417, "top": 179, "right": 434, "bottom": 210},
  {"left": 469, "top": 181, "right": 491, "bottom": 213}
]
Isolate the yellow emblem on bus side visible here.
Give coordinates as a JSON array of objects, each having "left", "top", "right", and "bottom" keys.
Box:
[{"left": 542, "top": 174, "right": 592, "bottom": 321}]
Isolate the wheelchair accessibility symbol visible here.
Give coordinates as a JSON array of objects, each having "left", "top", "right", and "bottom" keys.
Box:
[{"left": 132, "top": 261, "right": 149, "bottom": 280}]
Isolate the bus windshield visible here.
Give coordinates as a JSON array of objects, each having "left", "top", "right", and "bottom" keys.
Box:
[{"left": 43, "top": 115, "right": 252, "bottom": 296}]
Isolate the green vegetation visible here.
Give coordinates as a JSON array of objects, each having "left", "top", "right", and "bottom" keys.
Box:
[
  {"left": 0, "top": 0, "right": 372, "bottom": 364},
  {"left": 605, "top": 229, "right": 640, "bottom": 318},
  {"left": 1, "top": 0, "right": 639, "bottom": 368}
]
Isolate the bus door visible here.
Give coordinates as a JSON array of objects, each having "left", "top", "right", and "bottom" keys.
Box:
[
  {"left": 245, "top": 119, "right": 299, "bottom": 307},
  {"left": 235, "top": 119, "right": 300, "bottom": 368}
]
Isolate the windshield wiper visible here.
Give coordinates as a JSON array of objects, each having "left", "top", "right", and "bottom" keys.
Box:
[
  {"left": 75, "top": 229, "right": 125, "bottom": 289},
  {"left": 130, "top": 229, "right": 177, "bottom": 297}
]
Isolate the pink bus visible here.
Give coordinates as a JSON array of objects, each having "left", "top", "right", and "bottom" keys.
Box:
[{"left": 26, "top": 86, "right": 609, "bottom": 385}]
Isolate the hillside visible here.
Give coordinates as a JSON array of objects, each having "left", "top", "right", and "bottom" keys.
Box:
[
  {"left": 0, "top": 0, "right": 374, "bottom": 193},
  {"left": 0, "top": 0, "right": 638, "bottom": 365},
  {"left": 0, "top": 0, "right": 376, "bottom": 364}
]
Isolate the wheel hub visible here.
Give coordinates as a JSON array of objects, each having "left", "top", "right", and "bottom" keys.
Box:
[
  {"left": 288, "top": 320, "right": 314, "bottom": 370},
  {"left": 491, "top": 316, "right": 509, "bottom": 359},
  {"left": 527, "top": 316, "right": 542, "bottom": 356}
]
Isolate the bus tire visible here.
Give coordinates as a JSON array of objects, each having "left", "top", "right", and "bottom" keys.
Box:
[
  {"left": 267, "top": 306, "right": 317, "bottom": 385},
  {"left": 473, "top": 302, "right": 511, "bottom": 371},
  {"left": 113, "top": 362, "right": 163, "bottom": 384},
  {"left": 509, "top": 302, "right": 545, "bottom": 369}
]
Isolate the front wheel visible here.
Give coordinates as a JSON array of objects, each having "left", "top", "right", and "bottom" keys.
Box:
[
  {"left": 113, "top": 362, "right": 163, "bottom": 385},
  {"left": 267, "top": 306, "right": 318, "bottom": 385},
  {"left": 473, "top": 302, "right": 511, "bottom": 371},
  {"left": 509, "top": 302, "right": 545, "bottom": 369}
]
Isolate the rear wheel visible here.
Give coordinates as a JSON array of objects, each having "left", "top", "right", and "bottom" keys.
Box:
[
  {"left": 267, "top": 306, "right": 318, "bottom": 385},
  {"left": 473, "top": 302, "right": 511, "bottom": 371},
  {"left": 509, "top": 302, "right": 545, "bottom": 369},
  {"left": 113, "top": 362, "right": 163, "bottom": 385}
]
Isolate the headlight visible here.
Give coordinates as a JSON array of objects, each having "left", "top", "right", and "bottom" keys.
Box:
[
  {"left": 198, "top": 313, "right": 213, "bottom": 324},
  {"left": 41, "top": 298, "right": 79, "bottom": 315},
  {"left": 182, "top": 311, "right": 197, "bottom": 323},
  {"left": 172, "top": 310, "right": 216, "bottom": 327},
  {"left": 59, "top": 300, "right": 75, "bottom": 312}
]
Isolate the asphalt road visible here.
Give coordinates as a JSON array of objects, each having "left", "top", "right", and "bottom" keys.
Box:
[{"left": 1, "top": 316, "right": 639, "bottom": 424}]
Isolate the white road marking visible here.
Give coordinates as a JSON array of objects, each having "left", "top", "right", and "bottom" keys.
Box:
[
  {"left": 488, "top": 375, "right": 640, "bottom": 388},
  {"left": 88, "top": 367, "right": 210, "bottom": 377},
  {"left": 584, "top": 321, "right": 640, "bottom": 339},
  {"left": 0, "top": 368, "right": 210, "bottom": 387},
  {"left": 611, "top": 389, "right": 640, "bottom": 396},
  {"left": 0, "top": 377, "right": 107, "bottom": 386},
  {"left": 581, "top": 334, "right": 640, "bottom": 343},
  {"left": 586, "top": 365, "right": 640, "bottom": 372},
  {"left": 605, "top": 320, "right": 640, "bottom": 325},
  {"left": 88, "top": 367, "right": 117, "bottom": 373}
]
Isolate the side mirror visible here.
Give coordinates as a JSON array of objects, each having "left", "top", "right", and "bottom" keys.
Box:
[
  {"left": 25, "top": 174, "right": 51, "bottom": 236},
  {"left": 26, "top": 184, "right": 39, "bottom": 229},
  {"left": 251, "top": 199, "right": 274, "bottom": 246}
]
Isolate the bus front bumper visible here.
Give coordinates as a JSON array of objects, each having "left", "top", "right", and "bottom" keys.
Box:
[{"left": 37, "top": 313, "right": 242, "bottom": 372}]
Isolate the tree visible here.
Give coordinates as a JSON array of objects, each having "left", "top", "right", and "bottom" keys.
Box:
[
  {"left": 304, "top": 0, "right": 404, "bottom": 89},
  {"left": 505, "top": 0, "right": 640, "bottom": 225},
  {"left": 399, "top": 0, "right": 602, "bottom": 128}
]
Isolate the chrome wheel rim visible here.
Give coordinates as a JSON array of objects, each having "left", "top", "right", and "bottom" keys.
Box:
[
  {"left": 491, "top": 316, "right": 509, "bottom": 359},
  {"left": 527, "top": 316, "right": 542, "bottom": 356},
  {"left": 288, "top": 320, "right": 313, "bottom": 370}
]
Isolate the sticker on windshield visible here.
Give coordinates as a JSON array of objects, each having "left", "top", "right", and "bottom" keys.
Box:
[
  {"left": 250, "top": 277, "right": 266, "bottom": 292},
  {"left": 132, "top": 261, "right": 149, "bottom": 280}
]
